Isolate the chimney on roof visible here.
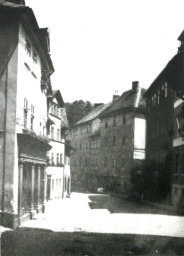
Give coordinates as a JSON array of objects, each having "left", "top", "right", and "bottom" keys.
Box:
[
  {"left": 3, "top": 0, "right": 25, "bottom": 5},
  {"left": 113, "top": 90, "right": 119, "bottom": 102},
  {"left": 132, "top": 81, "right": 139, "bottom": 92}
]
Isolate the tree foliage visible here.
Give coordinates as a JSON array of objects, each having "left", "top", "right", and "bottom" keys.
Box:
[{"left": 65, "top": 100, "right": 93, "bottom": 127}]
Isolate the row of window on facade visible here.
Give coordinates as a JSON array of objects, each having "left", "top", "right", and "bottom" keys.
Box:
[
  {"left": 104, "top": 136, "right": 127, "bottom": 147},
  {"left": 51, "top": 178, "right": 62, "bottom": 192},
  {"left": 26, "top": 38, "right": 38, "bottom": 63},
  {"left": 50, "top": 103, "right": 64, "bottom": 119},
  {"left": 74, "top": 136, "right": 127, "bottom": 150},
  {"left": 50, "top": 126, "right": 62, "bottom": 141},
  {"left": 71, "top": 115, "right": 127, "bottom": 137},
  {"left": 71, "top": 125, "right": 91, "bottom": 136},
  {"left": 48, "top": 153, "right": 70, "bottom": 166},
  {"left": 105, "top": 115, "right": 126, "bottom": 129},
  {"left": 74, "top": 139, "right": 100, "bottom": 150},
  {"left": 148, "top": 115, "right": 171, "bottom": 139},
  {"left": 73, "top": 156, "right": 124, "bottom": 167},
  {"left": 24, "top": 99, "right": 64, "bottom": 141},
  {"left": 25, "top": 38, "right": 39, "bottom": 77},
  {"left": 147, "top": 82, "right": 169, "bottom": 111}
]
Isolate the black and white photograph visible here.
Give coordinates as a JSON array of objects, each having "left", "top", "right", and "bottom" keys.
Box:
[{"left": 1, "top": 0, "right": 184, "bottom": 255}]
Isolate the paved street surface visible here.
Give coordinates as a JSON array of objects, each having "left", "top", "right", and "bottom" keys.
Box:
[{"left": 2, "top": 192, "right": 184, "bottom": 255}]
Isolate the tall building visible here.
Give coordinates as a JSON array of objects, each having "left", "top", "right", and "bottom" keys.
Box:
[
  {"left": 0, "top": 1, "right": 71, "bottom": 228},
  {"left": 70, "top": 103, "right": 111, "bottom": 191},
  {"left": 169, "top": 31, "right": 184, "bottom": 208},
  {"left": 144, "top": 31, "right": 184, "bottom": 204},
  {"left": 99, "top": 82, "right": 146, "bottom": 194},
  {"left": 46, "top": 90, "right": 70, "bottom": 200}
]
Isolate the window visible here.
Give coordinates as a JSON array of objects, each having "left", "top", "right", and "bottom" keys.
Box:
[
  {"left": 123, "top": 115, "right": 126, "bottom": 125},
  {"left": 113, "top": 136, "right": 116, "bottom": 146},
  {"left": 23, "top": 98, "right": 28, "bottom": 129},
  {"left": 86, "top": 141, "right": 89, "bottom": 149},
  {"left": 30, "top": 116, "right": 34, "bottom": 131},
  {"left": 52, "top": 179, "right": 54, "bottom": 191},
  {"left": 181, "top": 154, "right": 184, "bottom": 174},
  {"left": 164, "top": 82, "right": 168, "bottom": 98},
  {"left": 56, "top": 153, "right": 59, "bottom": 165},
  {"left": 158, "top": 90, "right": 160, "bottom": 104},
  {"left": 104, "top": 156, "right": 107, "bottom": 167},
  {"left": 113, "top": 116, "right": 116, "bottom": 127},
  {"left": 51, "top": 152, "right": 54, "bottom": 165},
  {"left": 33, "top": 50, "right": 37, "bottom": 63},
  {"left": 175, "top": 154, "right": 179, "bottom": 174},
  {"left": 51, "top": 126, "right": 54, "bottom": 140},
  {"left": 104, "top": 137, "right": 108, "bottom": 147},
  {"left": 174, "top": 187, "right": 178, "bottom": 195},
  {"left": 122, "top": 136, "right": 126, "bottom": 145},
  {"left": 59, "top": 179, "right": 61, "bottom": 188},
  {"left": 60, "top": 154, "right": 62, "bottom": 165},
  {"left": 113, "top": 159, "right": 116, "bottom": 167},
  {"left": 80, "top": 143, "right": 82, "bottom": 150},
  {"left": 30, "top": 105, "right": 34, "bottom": 132},
  {"left": 57, "top": 129, "right": 60, "bottom": 141},
  {"left": 105, "top": 120, "right": 108, "bottom": 128},
  {"left": 25, "top": 39, "right": 31, "bottom": 56},
  {"left": 79, "top": 157, "right": 82, "bottom": 166}
]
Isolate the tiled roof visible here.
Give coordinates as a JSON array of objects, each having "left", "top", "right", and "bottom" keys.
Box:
[
  {"left": 75, "top": 102, "right": 112, "bottom": 126},
  {"left": 100, "top": 86, "right": 146, "bottom": 118}
]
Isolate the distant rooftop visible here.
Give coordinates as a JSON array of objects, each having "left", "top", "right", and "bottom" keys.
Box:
[{"left": 75, "top": 102, "right": 112, "bottom": 126}]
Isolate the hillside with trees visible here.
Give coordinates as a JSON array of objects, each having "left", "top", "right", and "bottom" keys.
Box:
[{"left": 65, "top": 100, "right": 94, "bottom": 127}]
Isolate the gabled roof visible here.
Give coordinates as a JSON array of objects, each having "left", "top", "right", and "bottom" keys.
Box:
[
  {"left": 100, "top": 86, "right": 146, "bottom": 118},
  {"left": 0, "top": 1, "right": 54, "bottom": 79},
  {"left": 74, "top": 102, "right": 112, "bottom": 126},
  {"left": 52, "top": 90, "right": 65, "bottom": 107},
  {"left": 144, "top": 53, "right": 181, "bottom": 98}
]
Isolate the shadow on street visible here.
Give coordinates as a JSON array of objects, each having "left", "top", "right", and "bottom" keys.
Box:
[
  {"left": 2, "top": 227, "right": 184, "bottom": 256},
  {"left": 88, "top": 194, "right": 183, "bottom": 216}
]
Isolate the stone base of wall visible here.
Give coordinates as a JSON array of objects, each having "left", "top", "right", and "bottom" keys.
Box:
[{"left": 0, "top": 212, "right": 19, "bottom": 229}]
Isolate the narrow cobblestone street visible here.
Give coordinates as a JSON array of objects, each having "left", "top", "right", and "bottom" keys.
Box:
[{"left": 2, "top": 192, "right": 184, "bottom": 255}]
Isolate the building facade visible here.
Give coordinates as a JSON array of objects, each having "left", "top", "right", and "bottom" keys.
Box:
[
  {"left": 70, "top": 103, "right": 111, "bottom": 191},
  {"left": 99, "top": 82, "right": 146, "bottom": 195},
  {"left": 46, "top": 90, "right": 66, "bottom": 200},
  {"left": 170, "top": 31, "right": 184, "bottom": 208},
  {"left": 0, "top": 1, "right": 71, "bottom": 228},
  {"left": 143, "top": 31, "right": 184, "bottom": 204}
]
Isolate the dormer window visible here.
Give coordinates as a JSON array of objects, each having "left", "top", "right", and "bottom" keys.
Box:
[{"left": 25, "top": 39, "right": 31, "bottom": 56}]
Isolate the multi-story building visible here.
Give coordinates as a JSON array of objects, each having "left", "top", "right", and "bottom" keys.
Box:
[
  {"left": 143, "top": 31, "right": 184, "bottom": 204},
  {"left": 0, "top": 1, "right": 71, "bottom": 228},
  {"left": 70, "top": 103, "right": 111, "bottom": 191},
  {"left": 99, "top": 82, "right": 146, "bottom": 194},
  {"left": 46, "top": 90, "right": 67, "bottom": 200},
  {"left": 169, "top": 31, "right": 184, "bottom": 208},
  {"left": 144, "top": 66, "right": 174, "bottom": 202}
]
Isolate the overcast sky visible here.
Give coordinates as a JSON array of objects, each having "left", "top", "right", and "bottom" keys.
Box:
[{"left": 26, "top": 0, "right": 184, "bottom": 103}]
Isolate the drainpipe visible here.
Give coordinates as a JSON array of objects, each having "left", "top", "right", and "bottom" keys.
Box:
[
  {"left": 2, "top": 67, "right": 8, "bottom": 212},
  {"left": 62, "top": 140, "right": 66, "bottom": 199}
]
